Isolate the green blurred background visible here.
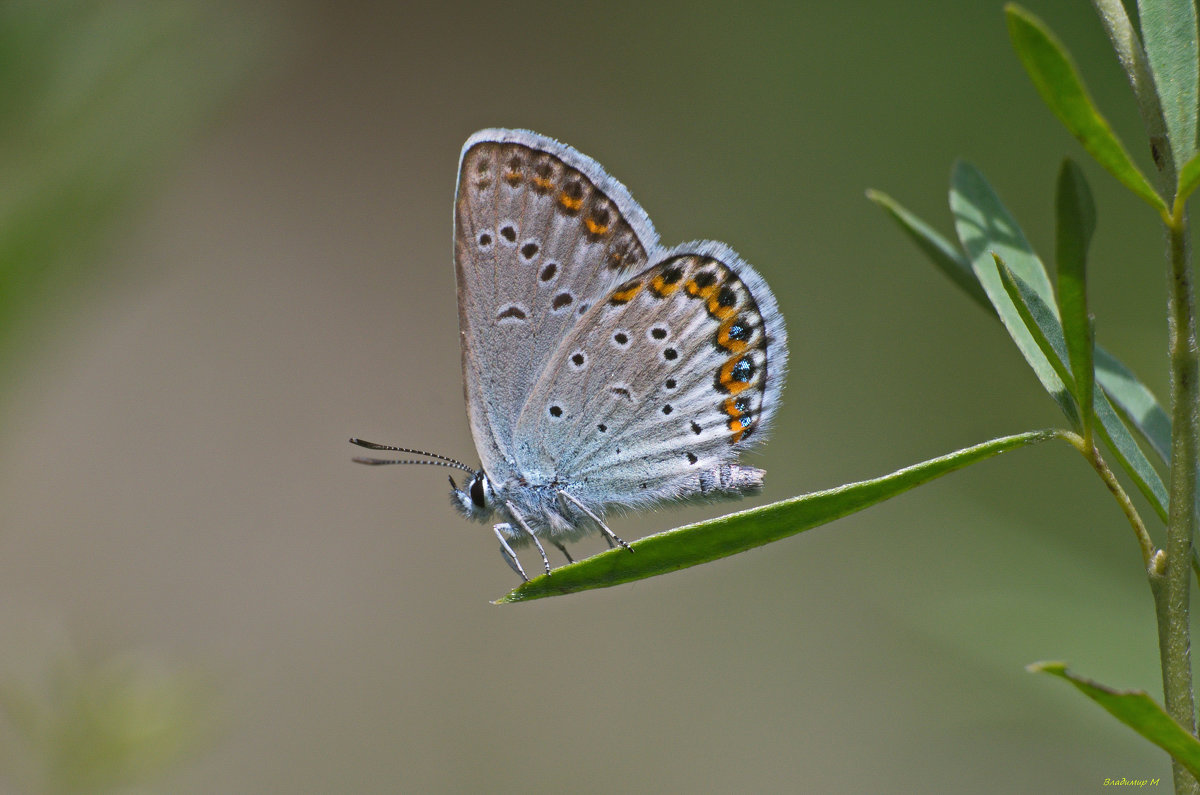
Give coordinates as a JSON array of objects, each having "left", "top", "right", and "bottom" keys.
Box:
[{"left": 0, "top": 0, "right": 1179, "bottom": 791}]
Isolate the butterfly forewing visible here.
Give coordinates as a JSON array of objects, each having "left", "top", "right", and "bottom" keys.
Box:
[{"left": 454, "top": 130, "right": 660, "bottom": 478}]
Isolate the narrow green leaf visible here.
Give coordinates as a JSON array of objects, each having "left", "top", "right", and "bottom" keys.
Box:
[
  {"left": 498, "top": 431, "right": 1063, "bottom": 603},
  {"left": 952, "top": 162, "right": 1168, "bottom": 519},
  {"left": 1138, "top": 0, "right": 1199, "bottom": 171},
  {"left": 1092, "top": 0, "right": 1174, "bottom": 180},
  {"left": 951, "top": 162, "right": 1075, "bottom": 419},
  {"left": 872, "top": 189, "right": 1171, "bottom": 472},
  {"left": 1096, "top": 347, "right": 1171, "bottom": 464},
  {"left": 996, "top": 257, "right": 1078, "bottom": 418},
  {"left": 1005, "top": 4, "right": 1167, "bottom": 212},
  {"left": 1055, "top": 159, "right": 1097, "bottom": 442},
  {"left": 1029, "top": 661, "right": 1200, "bottom": 779},
  {"left": 865, "top": 189, "right": 993, "bottom": 313},
  {"left": 1179, "top": 151, "right": 1200, "bottom": 203},
  {"left": 1095, "top": 379, "right": 1170, "bottom": 521}
]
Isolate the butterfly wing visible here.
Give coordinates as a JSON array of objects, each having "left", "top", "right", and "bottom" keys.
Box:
[
  {"left": 454, "top": 129, "right": 661, "bottom": 479},
  {"left": 511, "top": 240, "right": 788, "bottom": 512}
]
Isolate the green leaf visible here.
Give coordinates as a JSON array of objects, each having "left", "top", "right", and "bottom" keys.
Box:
[
  {"left": 1092, "top": 0, "right": 1174, "bottom": 181},
  {"left": 952, "top": 162, "right": 1168, "bottom": 520},
  {"left": 1096, "top": 392, "right": 1170, "bottom": 521},
  {"left": 498, "top": 430, "right": 1062, "bottom": 603},
  {"left": 996, "top": 256, "right": 1077, "bottom": 408},
  {"left": 1055, "top": 159, "right": 1097, "bottom": 442},
  {"left": 951, "top": 162, "right": 1075, "bottom": 418},
  {"left": 1179, "top": 151, "right": 1200, "bottom": 203},
  {"left": 872, "top": 188, "right": 1172, "bottom": 474},
  {"left": 1029, "top": 661, "right": 1200, "bottom": 779},
  {"left": 1138, "top": 0, "right": 1199, "bottom": 171},
  {"left": 1096, "top": 347, "right": 1171, "bottom": 464},
  {"left": 1005, "top": 4, "right": 1167, "bottom": 212},
  {"left": 865, "top": 189, "right": 993, "bottom": 313}
]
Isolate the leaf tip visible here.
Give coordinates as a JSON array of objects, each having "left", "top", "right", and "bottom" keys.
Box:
[
  {"left": 1026, "top": 659, "right": 1067, "bottom": 675},
  {"left": 492, "top": 587, "right": 530, "bottom": 605}
]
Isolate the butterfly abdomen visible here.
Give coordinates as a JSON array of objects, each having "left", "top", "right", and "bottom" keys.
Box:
[{"left": 697, "top": 463, "right": 765, "bottom": 497}]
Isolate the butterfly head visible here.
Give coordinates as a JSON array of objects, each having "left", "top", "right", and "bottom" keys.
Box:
[{"left": 450, "top": 469, "right": 496, "bottom": 521}]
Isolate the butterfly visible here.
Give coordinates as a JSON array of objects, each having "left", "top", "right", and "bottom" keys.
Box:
[{"left": 352, "top": 129, "right": 787, "bottom": 580}]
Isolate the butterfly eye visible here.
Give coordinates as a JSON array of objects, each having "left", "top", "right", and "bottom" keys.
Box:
[{"left": 470, "top": 473, "right": 488, "bottom": 508}]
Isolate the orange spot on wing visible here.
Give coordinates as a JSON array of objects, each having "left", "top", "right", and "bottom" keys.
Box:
[
  {"left": 650, "top": 273, "right": 682, "bottom": 297},
  {"left": 705, "top": 297, "right": 737, "bottom": 320},
  {"left": 504, "top": 171, "right": 522, "bottom": 186},
  {"left": 585, "top": 218, "right": 609, "bottom": 236},
  {"left": 559, "top": 194, "right": 583, "bottom": 211},
  {"left": 609, "top": 280, "right": 644, "bottom": 304},
  {"left": 718, "top": 359, "right": 752, "bottom": 394},
  {"left": 723, "top": 397, "right": 751, "bottom": 443},
  {"left": 716, "top": 318, "right": 749, "bottom": 353},
  {"left": 532, "top": 176, "right": 553, "bottom": 190}
]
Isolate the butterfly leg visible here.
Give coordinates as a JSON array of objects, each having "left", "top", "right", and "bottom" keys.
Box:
[
  {"left": 557, "top": 491, "right": 633, "bottom": 553},
  {"left": 504, "top": 502, "right": 552, "bottom": 576},
  {"left": 551, "top": 540, "right": 575, "bottom": 564},
  {"left": 493, "top": 524, "right": 528, "bottom": 581}
]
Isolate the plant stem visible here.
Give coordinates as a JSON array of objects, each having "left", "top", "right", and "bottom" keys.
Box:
[
  {"left": 1155, "top": 210, "right": 1198, "bottom": 795},
  {"left": 1060, "top": 430, "right": 1155, "bottom": 567}
]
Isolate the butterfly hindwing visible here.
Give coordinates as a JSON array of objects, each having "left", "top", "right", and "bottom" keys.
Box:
[
  {"left": 454, "top": 129, "right": 660, "bottom": 479},
  {"left": 511, "top": 241, "right": 788, "bottom": 513}
]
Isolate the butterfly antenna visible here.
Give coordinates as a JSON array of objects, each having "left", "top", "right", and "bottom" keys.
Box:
[{"left": 348, "top": 438, "right": 476, "bottom": 474}]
